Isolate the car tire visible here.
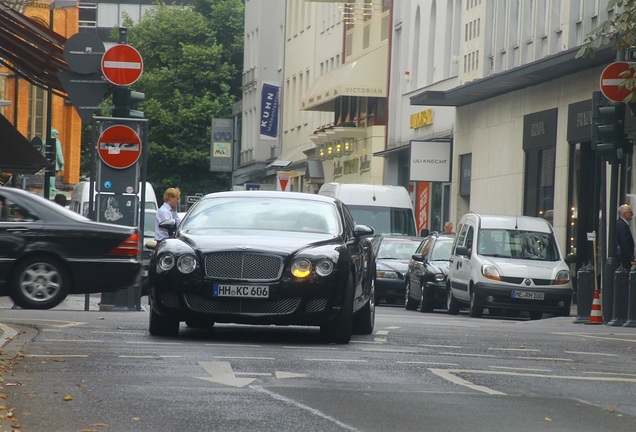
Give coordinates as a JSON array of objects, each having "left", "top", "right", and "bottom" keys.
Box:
[
  {"left": 10, "top": 255, "right": 69, "bottom": 310},
  {"left": 321, "top": 273, "right": 354, "bottom": 344},
  {"left": 353, "top": 279, "right": 375, "bottom": 335},
  {"left": 446, "top": 286, "right": 460, "bottom": 315},
  {"left": 149, "top": 307, "right": 180, "bottom": 336},
  {"left": 469, "top": 289, "right": 483, "bottom": 318},
  {"left": 404, "top": 280, "right": 418, "bottom": 311},
  {"left": 528, "top": 311, "right": 543, "bottom": 320},
  {"left": 419, "top": 283, "right": 434, "bottom": 313}
]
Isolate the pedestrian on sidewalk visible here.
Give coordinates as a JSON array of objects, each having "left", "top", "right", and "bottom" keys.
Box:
[{"left": 616, "top": 204, "right": 636, "bottom": 269}]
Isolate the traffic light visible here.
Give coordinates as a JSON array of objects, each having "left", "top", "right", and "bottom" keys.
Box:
[
  {"left": 592, "top": 91, "right": 625, "bottom": 162},
  {"left": 112, "top": 87, "right": 145, "bottom": 118}
]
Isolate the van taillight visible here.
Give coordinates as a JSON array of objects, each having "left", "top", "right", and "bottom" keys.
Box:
[{"left": 109, "top": 233, "right": 140, "bottom": 257}]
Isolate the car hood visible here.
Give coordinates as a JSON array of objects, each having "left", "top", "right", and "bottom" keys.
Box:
[
  {"left": 177, "top": 228, "right": 338, "bottom": 255},
  {"left": 376, "top": 259, "right": 410, "bottom": 272},
  {"left": 481, "top": 257, "right": 567, "bottom": 278}
]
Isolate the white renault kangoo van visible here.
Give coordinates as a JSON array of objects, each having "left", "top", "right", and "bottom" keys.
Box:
[
  {"left": 318, "top": 183, "right": 417, "bottom": 236},
  {"left": 447, "top": 213, "right": 575, "bottom": 319},
  {"left": 69, "top": 181, "right": 158, "bottom": 218}
]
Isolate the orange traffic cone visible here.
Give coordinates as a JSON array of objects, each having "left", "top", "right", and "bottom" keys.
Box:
[{"left": 589, "top": 289, "right": 603, "bottom": 325}]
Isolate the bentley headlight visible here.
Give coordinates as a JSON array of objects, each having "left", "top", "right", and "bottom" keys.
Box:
[
  {"left": 291, "top": 258, "right": 312, "bottom": 278},
  {"left": 376, "top": 270, "right": 400, "bottom": 279},
  {"left": 177, "top": 254, "right": 197, "bottom": 274},
  {"left": 159, "top": 254, "right": 175, "bottom": 271},
  {"left": 434, "top": 273, "right": 445, "bottom": 282},
  {"left": 315, "top": 259, "right": 334, "bottom": 276}
]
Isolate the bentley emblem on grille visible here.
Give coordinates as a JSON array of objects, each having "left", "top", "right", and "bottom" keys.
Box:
[{"left": 524, "top": 279, "right": 531, "bottom": 286}]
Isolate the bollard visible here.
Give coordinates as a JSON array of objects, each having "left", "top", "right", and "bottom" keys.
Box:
[
  {"left": 609, "top": 265, "right": 629, "bottom": 326},
  {"left": 624, "top": 266, "right": 636, "bottom": 327},
  {"left": 574, "top": 262, "right": 594, "bottom": 324},
  {"left": 603, "top": 257, "right": 617, "bottom": 323}
]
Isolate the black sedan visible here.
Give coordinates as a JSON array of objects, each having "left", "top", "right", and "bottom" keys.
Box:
[
  {"left": 147, "top": 190, "right": 376, "bottom": 344},
  {"left": 405, "top": 233, "right": 454, "bottom": 312},
  {"left": 371, "top": 235, "right": 425, "bottom": 305},
  {"left": 0, "top": 186, "right": 142, "bottom": 309}
]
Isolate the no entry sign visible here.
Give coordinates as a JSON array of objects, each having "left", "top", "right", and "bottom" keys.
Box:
[
  {"left": 98, "top": 125, "right": 142, "bottom": 169},
  {"left": 101, "top": 44, "right": 143, "bottom": 86},
  {"left": 600, "top": 61, "right": 635, "bottom": 102}
]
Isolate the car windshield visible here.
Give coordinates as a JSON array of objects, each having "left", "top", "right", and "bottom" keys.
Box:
[
  {"left": 430, "top": 239, "right": 453, "bottom": 261},
  {"left": 346, "top": 205, "right": 416, "bottom": 236},
  {"left": 477, "top": 229, "right": 560, "bottom": 261},
  {"left": 377, "top": 238, "right": 422, "bottom": 260},
  {"left": 182, "top": 196, "right": 341, "bottom": 235}
]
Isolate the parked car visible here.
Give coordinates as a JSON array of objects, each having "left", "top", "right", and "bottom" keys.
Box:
[
  {"left": 447, "top": 213, "right": 576, "bottom": 319},
  {"left": 147, "top": 190, "right": 376, "bottom": 344},
  {"left": 0, "top": 186, "right": 142, "bottom": 309},
  {"left": 405, "top": 233, "right": 455, "bottom": 312},
  {"left": 371, "top": 235, "right": 425, "bottom": 305}
]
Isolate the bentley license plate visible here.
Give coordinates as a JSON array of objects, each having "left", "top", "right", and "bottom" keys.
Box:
[
  {"left": 213, "top": 284, "right": 269, "bottom": 298},
  {"left": 511, "top": 290, "right": 544, "bottom": 300}
]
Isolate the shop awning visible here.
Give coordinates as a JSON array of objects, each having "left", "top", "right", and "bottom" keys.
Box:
[
  {"left": 302, "top": 45, "right": 388, "bottom": 112},
  {"left": 0, "top": 114, "right": 50, "bottom": 173},
  {"left": 0, "top": 1, "right": 71, "bottom": 96}
]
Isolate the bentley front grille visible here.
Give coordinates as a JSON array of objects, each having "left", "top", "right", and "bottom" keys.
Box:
[
  {"left": 183, "top": 294, "right": 301, "bottom": 314},
  {"left": 204, "top": 252, "right": 283, "bottom": 281}
]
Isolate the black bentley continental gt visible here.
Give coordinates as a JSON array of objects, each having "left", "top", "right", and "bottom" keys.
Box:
[
  {"left": 147, "top": 190, "right": 376, "bottom": 344},
  {"left": 0, "top": 186, "right": 142, "bottom": 309}
]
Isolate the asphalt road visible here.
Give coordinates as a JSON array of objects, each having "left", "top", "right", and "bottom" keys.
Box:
[{"left": 1, "top": 297, "right": 636, "bottom": 432}]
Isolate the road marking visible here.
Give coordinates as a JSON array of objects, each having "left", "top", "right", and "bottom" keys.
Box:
[
  {"left": 552, "top": 332, "right": 636, "bottom": 343},
  {"left": 375, "top": 330, "right": 390, "bottom": 336},
  {"left": 212, "top": 356, "right": 275, "bottom": 360},
  {"left": 197, "top": 361, "right": 256, "bottom": 388},
  {"left": 24, "top": 354, "right": 88, "bottom": 358},
  {"left": 581, "top": 371, "right": 636, "bottom": 377},
  {"left": 489, "top": 366, "right": 552, "bottom": 372},
  {"left": 119, "top": 355, "right": 161, "bottom": 359},
  {"left": 359, "top": 347, "right": 419, "bottom": 353},
  {"left": 205, "top": 343, "right": 262, "bottom": 348},
  {"left": 305, "top": 358, "right": 367, "bottom": 362},
  {"left": 235, "top": 372, "right": 271, "bottom": 376},
  {"left": 398, "top": 361, "right": 460, "bottom": 366},
  {"left": 488, "top": 347, "right": 540, "bottom": 352},
  {"left": 430, "top": 368, "right": 636, "bottom": 395},
  {"left": 352, "top": 340, "right": 385, "bottom": 345},
  {"left": 420, "top": 344, "right": 462, "bottom": 349},
  {"left": 6, "top": 319, "right": 86, "bottom": 328},
  {"left": 565, "top": 351, "right": 619, "bottom": 357},
  {"left": 515, "top": 356, "right": 573, "bottom": 362},
  {"left": 283, "top": 346, "right": 339, "bottom": 350},
  {"left": 429, "top": 368, "right": 506, "bottom": 395},
  {"left": 253, "top": 386, "right": 361, "bottom": 431},
  {"left": 275, "top": 371, "right": 308, "bottom": 379},
  {"left": 439, "top": 352, "right": 496, "bottom": 358}
]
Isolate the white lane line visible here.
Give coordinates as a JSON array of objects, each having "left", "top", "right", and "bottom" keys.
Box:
[
  {"left": 205, "top": 343, "right": 262, "bottom": 348},
  {"left": 253, "top": 386, "right": 362, "bottom": 432},
  {"left": 429, "top": 368, "right": 506, "bottom": 395},
  {"left": 305, "top": 358, "right": 367, "bottom": 362},
  {"left": 515, "top": 356, "right": 573, "bottom": 362},
  {"left": 398, "top": 361, "right": 460, "bottom": 366},
  {"left": 24, "top": 354, "right": 88, "bottom": 358},
  {"left": 351, "top": 340, "right": 385, "bottom": 344},
  {"left": 374, "top": 337, "right": 387, "bottom": 343},
  {"left": 359, "top": 348, "right": 419, "bottom": 353},
  {"left": 565, "top": 351, "right": 619, "bottom": 357},
  {"left": 283, "top": 346, "right": 339, "bottom": 350},
  {"left": 375, "top": 330, "right": 390, "bottom": 336},
  {"left": 420, "top": 344, "right": 462, "bottom": 349},
  {"left": 581, "top": 371, "right": 636, "bottom": 377},
  {"left": 235, "top": 372, "right": 271, "bottom": 376},
  {"left": 552, "top": 332, "right": 636, "bottom": 343},
  {"left": 212, "top": 356, "right": 275, "bottom": 360},
  {"left": 489, "top": 366, "right": 552, "bottom": 372},
  {"left": 488, "top": 348, "right": 540, "bottom": 352},
  {"left": 119, "top": 355, "right": 160, "bottom": 359},
  {"left": 439, "top": 352, "right": 496, "bottom": 358},
  {"left": 385, "top": 326, "right": 400, "bottom": 329}
]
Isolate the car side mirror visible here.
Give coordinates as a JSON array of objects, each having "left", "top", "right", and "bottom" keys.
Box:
[
  {"left": 353, "top": 224, "right": 374, "bottom": 238},
  {"left": 411, "top": 254, "right": 424, "bottom": 262},
  {"left": 455, "top": 245, "right": 471, "bottom": 257},
  {"left": 159, "top": 218, "right": 178, "bottom": 237}
]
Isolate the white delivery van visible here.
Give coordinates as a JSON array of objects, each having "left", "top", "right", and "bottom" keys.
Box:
[
  {"left": 447, "top": 213, "right": 575, "bottom": 319},
  {"left": 318, "top": 182, "right": 417, "bottom": 236},
  {"left": 69, "top": 181, "right": 158, "bottom": 218}
]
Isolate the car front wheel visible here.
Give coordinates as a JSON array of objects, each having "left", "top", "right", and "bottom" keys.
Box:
[
  {"left": 10, "top": 256, "right": 69, "bottom": 309},
  {"left": 321, "top": 273, "right": 354, "bottom": 344},
  {"left": 419, "top": 283, "right": 434, "bottom": 313},
  {"left": 447, "top": 286, "right": 460, "bottom": 315},
  {"left": 353, "top": 278, "right": 375, "bottom": 335},
  {"left": 149, "top": 307, "right": 180, "bottom": 336},
  {"left": 404, "top": 280, "right": 418, "bottom": 310},
  {"left": 469, "top": 289, "right": 483, "bottom": 318}
]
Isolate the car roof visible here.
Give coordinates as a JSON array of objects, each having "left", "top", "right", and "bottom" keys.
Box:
[
  {"left": 202, "top": 190, "right": 337, "bottom": 204},
  {"left": 470, "top": 213, "right": 552, "bottom": 232}
]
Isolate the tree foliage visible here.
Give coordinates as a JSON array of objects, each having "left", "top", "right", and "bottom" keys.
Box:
[
  {"left": 577, "top": 0, "right": 636, "bottom": 99},
  {"left": 122, "top": 0, "right": 243, "bottom": 198}
]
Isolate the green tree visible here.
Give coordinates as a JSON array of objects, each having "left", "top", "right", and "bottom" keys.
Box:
[
  {"left": 122, "top": 0, "right": 243, "bottom": 198},
  {"left": 577, "top": 0, "right": 636, "bottom": 99}
]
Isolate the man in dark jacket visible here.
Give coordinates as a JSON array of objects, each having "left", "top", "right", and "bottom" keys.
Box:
[{"left": 616, "top": 204, "right": 636, "bottom": 269}]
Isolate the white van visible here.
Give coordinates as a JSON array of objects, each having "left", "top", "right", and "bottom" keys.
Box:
[
  {"left": 447, "top": 213, "right": 575, "bottom": 319},
  {"left": 318, "top": 182, "right": 417, "bottom": 236},
  {"left": 69, "top": 181, "right": 158, "bottom": 219}
]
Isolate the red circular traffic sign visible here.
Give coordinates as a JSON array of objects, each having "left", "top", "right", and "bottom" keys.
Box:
[
  {"left": 98, "top": 125, "right": 142, "bottom": 169},
  {"left": 600, "top": 61, "right": 635, "bottom": 102},
  {"left": 101, "top": 44, "right": 143, "bottom": 86}
]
